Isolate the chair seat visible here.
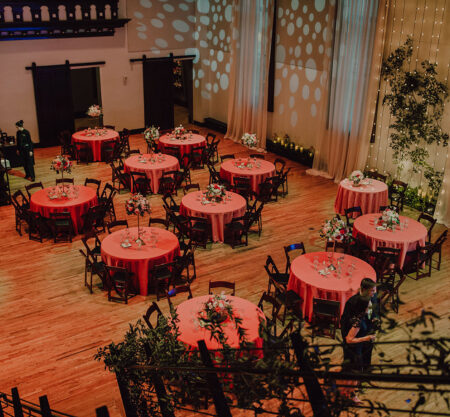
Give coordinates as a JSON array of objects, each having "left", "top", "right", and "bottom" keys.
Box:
[
  {"left": 273, "top": 273, "right": 290, "bottom": 286},
  {"left": 276, "top": 289, "right": 302, "bottom": 307}
]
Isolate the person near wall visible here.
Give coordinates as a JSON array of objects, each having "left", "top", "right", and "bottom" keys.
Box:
[
  {"left": 15, "top": 120, "right": 35, "bottom": 181},
  {"left": 340, "top": 292, "right": 378, "bottom": 403}
]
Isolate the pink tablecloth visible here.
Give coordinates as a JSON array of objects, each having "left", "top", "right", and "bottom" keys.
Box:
[
  {"left": 287, "top": 252, "right": 376, "bottom": 320},
  {"left": 124, "top": 154, "right": 180, "bottom": 193},
  {"left": 334, "top": 179, "right": 388, "bottom": 216},
  {"left": 72, "top": 129, "right": 119, "bottom": 162},
  {"left": 30, "top": 186, "right": 97, "bottom": 234},
  {"left": 220, "top": 159, "right": 276, "bottom": 193},
  {"left": 179, "top": 191, "right": 247, "bottom": 242},
  {"left": 101, "top": 226, "right": 180, "bottom": 296},
  {"left": 158, "top": 133, "right": 206, "bottom": 158},
  {"left": 353, "top": 214, "right": 427, "bottom": 268},
  {"left": 177, "top": 295, "right": 264, "bottom": 350}
]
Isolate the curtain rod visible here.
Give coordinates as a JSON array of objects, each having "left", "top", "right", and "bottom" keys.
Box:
[
  {"left": 130, "top": 54, "right": 196, "bottom": 63},
  {"left": 26, "top": 60, "right": 105, "bottom": 70}
]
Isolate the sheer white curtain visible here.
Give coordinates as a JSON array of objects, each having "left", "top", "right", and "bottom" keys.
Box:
[
  {"left": 308, "top": 0, "right": 389, "bottom": 182},
  {"left": 225, "top": 0, "right": 274, "bottom": 149}
]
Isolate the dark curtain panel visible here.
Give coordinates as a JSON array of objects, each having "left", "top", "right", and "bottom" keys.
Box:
[
  {"left": 182, "top": 60, "right": 194, "bottom": 123},
  {"left": 32, "top": 63, "right": 74, "bottom": 147},
  {"left": 143, "top": 58, "right": 174, "bottom": 130}
]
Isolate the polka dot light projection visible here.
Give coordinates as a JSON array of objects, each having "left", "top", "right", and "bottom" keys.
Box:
[{"left": 270, "top": 0, "right": 335, "bottom": 147}]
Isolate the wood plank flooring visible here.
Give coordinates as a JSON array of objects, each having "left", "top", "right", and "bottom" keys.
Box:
[{"left": 0, "top": 129, "right": 449, "bottom": 416}]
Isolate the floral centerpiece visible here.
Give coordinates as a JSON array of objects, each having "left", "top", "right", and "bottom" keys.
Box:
[
  {"left": 125, "top": 193, "right": 151, "bottom": 245},
  {"left": 144, "top": 126, "right": 160, "bottom": 152},
  {"left": 171, "top": 124, "right": 187, "bottom": 140},
  {"left": 348, "top": 170, "right": 365, "bottom": 186},
  {"left": 197, "top": 293, "right": 246, "bottom": 344},
  {"left": 86, "top": 104, "right": 102, "bottom": 118},
  {"left": 378, "top": 208, "right": 400, "bottom": 231},
  {"left": 205, "top": 183, "right": 226, "bottom": 202},
  {"left": 198, "top": 293, "right": 233, "bottom": 326},
  {"left": 50, "top": 155, "right": 73, "bottom": 196},
  {"left": 319, "top": 216, "right": 352, "bottom": 243},
  {"left": 241, "top": 133, "right": 258, "bottom": 148}
]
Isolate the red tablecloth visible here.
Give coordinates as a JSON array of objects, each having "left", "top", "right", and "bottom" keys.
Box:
[
  {"left": 353, "top": 214, "right": 427, "bottom": 268},
  {"left": 220, "top": 158, "right": 276, "bottom": 193},
  {"left": 124, "top": 154, "right": 180, "bottom": 193},
  {"left": 101, "top": 226, "right": 180, "bottom": 296},
  {"left": 287, "top": 252, "right": 376, "bottom": 320},
  {"left": 72, "top": 129, "right": 119, "bottom": 162},
  {"left": 334, "top": 179, "right": 388, "bottom": 216},
  {"left": 30, "top": 186, "right": 97, "bottom": 234},
  {"left": 158, "top": 133, "right": 206, "bottom": 158},
  {"left": 179, "top": 191, "right": 247, "bottom": 242},
  {"left": 177, "top": 295, "right": 264, "bottom": 350}
]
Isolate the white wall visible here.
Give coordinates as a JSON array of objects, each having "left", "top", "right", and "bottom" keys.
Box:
[{"left": 0, "top": 0, "right": 192, "bottom": 144}]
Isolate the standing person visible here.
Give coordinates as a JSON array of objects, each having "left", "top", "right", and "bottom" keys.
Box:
[
  {"left": 340, "top": 294, "right": 376, "bottom": 403},
  {"left": 16, "top": 120, "right": 35, "bottom": 181},
  {"left": 342, "top": 278, "right": 380, "bottom": 372}
]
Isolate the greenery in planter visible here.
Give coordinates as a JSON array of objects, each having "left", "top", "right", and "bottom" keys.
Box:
[{"left": 381, "top": 37, "right": 448, "bottom": 199}]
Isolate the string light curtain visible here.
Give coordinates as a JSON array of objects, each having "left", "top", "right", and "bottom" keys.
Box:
[
  {"left": 435, "top": 158, "right": 450, "bottom": 227},
  {"left": 308, "top": 0, "right": 389, "bottom": 182},
  {"left": 225, "top": 0, "right": 274, "bottom": 149}
]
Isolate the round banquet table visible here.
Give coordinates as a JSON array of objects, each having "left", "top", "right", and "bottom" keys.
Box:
[
  {"left": 334, "top": 178, "right": 388, "bottom": 216},
  {"left": 30, "top": 186, "right": 97, "bottom": 234},
  {"left": 177, "top": 295, "right": 264, "bottom": 350},
  {"left": 158, "top": 133, "right": 206, "bottom": 158},
  {"left": 353, "top": 213, "right": 427, "bottom": 268},
  {"left": 72, "top": 129, "right": 119, "bottom": 162},
  {"left": 287, "top": 252, "right": 376, "bottom": 320},
  {"left": 101, "top": 226, "right": 180, "bottom": 296},
  {"left": 220, "top": 158, "right": 276, "bottom": 194},
  {"left": 124, "top": 154, "right": 180, "bottom": 193},
  {"left": 179, "top": 191, "right": 247, "bottom": 242}
]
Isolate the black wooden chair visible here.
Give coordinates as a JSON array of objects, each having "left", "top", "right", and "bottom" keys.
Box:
[
  {"left": 224, "top": 215, "right": 248, "bottom": 248},
  {"left": 284, "top": 243, "right": 306, "bottom": 274},
  {"left": 209, "top": 280, "right": 235, "bottom": 296},
  {"left": 56, "top": 178, "right": 74, "bottom": 185},
  {"left": 188, "top": 216, "right": 210, "bottom": 249},
  {"left": 366, "top": 171, "right": 387, "bottom": 182},
  {"left": 75, "top": 142, "right": 92, "bottom": 164},
  {"left": 143, "top": 302, "right": 164, "bottom": 329},
  {"left": 183, "top": 183, "right": 201, "bottom": 194},
  {"left": 220, "top": 154, "right": 235, "bottom": 162},
  {"left": 310, "top": 298, "right": 340, "bottom": 339},
  {"left": 11, "top": 190, "right": 30, "bottom": 236},
  {"left": 130, "top": 171, "right": 152, "bottom": 196},
  {"left": 25, "top": 182, "right": 44, "bottom": 198},
  {"left": 150, "top": 262, "right": 174, "bottom": 301},
  {"left": 49, "top": 212, "right": 74, "bottom": 242},
  {"left": 166, "top": 284, "right": 193, "bottom": 309},
  {"left": 84, "top": 178, "right": 101, "bottom": 197},
  {"left": 105, "top": 265, "right": 137, "bottom": 304},
  {"left": 344, "top": 206, "right": 363, "bottom": 230},
  {"left": 106, "top": 219, "right": 128, "bottom": 234},
  {"left": 417, "top": 212, "right": 437, "bottom": 243},
  {"left": 389, "top": 180, "right": 407, "bottom": 211}
]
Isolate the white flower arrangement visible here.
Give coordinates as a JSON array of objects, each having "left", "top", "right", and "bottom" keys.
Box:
[
  {"left": 379, "top": 208, "right": 400, "bottom": 230},
  {"left": 319, "top": 216, "right": 352, "bottom": 242},
  {"left": 172, "top": 124, "right": 187, "bottom": 140},
  {"left": 198, "top": 293, "right": 233, "bottom": 327},
  {"left": 86, "top": 104, "right": 102, "bottom": 118},
  {"left": 144, "top": 126, "right": 160, "bottom": 142},
  {"left": 348, "top": 170, "right": 365, "bottom": 186},
  {"left": 241, "top": 133, "right": 258, "bottom": 148},
  {"left": 205, "top": 183, "right": 226, "bottom": 202}
]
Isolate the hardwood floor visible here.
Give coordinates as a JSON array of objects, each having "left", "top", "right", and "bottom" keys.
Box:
[{"left": 0, "top": 130, "right": 448, "bottom": 416}]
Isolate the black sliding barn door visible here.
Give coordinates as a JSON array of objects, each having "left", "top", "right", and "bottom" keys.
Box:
[
  {"left": 143, "top": 58, "right": 174, "bottom": 130},
  {"left": 32, "top": 63, "right": 74, "bottom": 147}
]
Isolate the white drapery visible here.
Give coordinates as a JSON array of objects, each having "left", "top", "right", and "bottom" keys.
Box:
[
  {"left": 225, "top": 0, "right": 274, "bottom": 150},
  {"left": 308, "top": 0, "right": 389, "bottom": 182}
]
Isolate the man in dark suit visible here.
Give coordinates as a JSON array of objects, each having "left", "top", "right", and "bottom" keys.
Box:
[
  {"left": 341, "top": 278, "right": 380, "bottom": 372},
  {"left": 15, "top": 120, "right": 35, "bottom": 181}
]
